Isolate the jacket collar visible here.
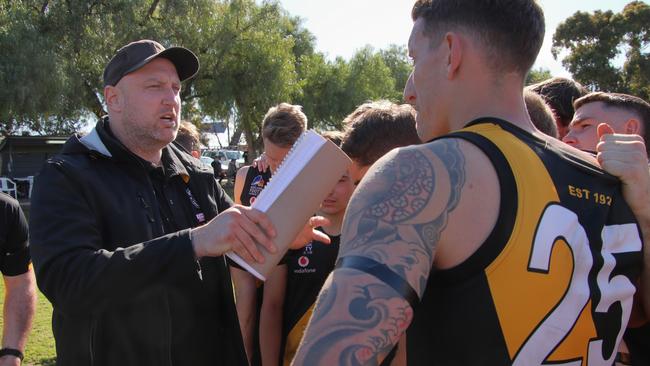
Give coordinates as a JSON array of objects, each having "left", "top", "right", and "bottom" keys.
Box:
[
  {"left": 79, "top": 125, "right": 112, "bottom": 157},
  {"left": 79, "top": 117, "right": 190, "bottom": 180},
  {"left": 160, "top": 146, "right": 190, "bottom": 180}
]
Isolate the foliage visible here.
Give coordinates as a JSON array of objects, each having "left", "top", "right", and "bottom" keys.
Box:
[
  {"left": 0, "top": 0, "right": 413, "bottom": 148},
  {"left": 295, "top": 53, "right": 350, "bottom": 130},
  {"left": 297, "top": 45, "right": 410, "bottom": 131},
  {"left": 345, "top": 46, "right": 396, "bottom": 113},
  {"left": 379, "top": 44, "right": 412, "bottom": 101},
  {"left": 525, "top": 68, "right": 553, "bottom": 86},
  {"left": 552, "top": 1, "right": 650, "bottom": 99}
]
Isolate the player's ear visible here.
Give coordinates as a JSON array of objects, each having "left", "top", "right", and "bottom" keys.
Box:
[
  {"left": 623, "top": 118, "right": 641, "bottom": 135},
  {"left": 105, "top": 85, "right": 124, "bottom": 113},
  {"left": 445, "top": 32, "right": 462, "bottom": 80}
]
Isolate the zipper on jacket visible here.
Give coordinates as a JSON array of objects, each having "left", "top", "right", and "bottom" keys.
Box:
[
  {"left": 89, "top": 317, "right": 97, "bottom": 366},
  {"left": 162, "top": 291, "right": 173, "bottom": 366},
  {"left": 196, "top": 259, "right": 203, "bottom": 281}
]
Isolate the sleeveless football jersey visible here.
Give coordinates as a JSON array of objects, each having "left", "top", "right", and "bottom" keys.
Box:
[
  {"left": 282, "top": 231, "right": 341, "bottom": 365},
  {"left": 239, "top": 165, "right": 272, "bottom": 207},
  {"left": 407, "top": 118, "right": 643, "bottom": 366},
  {"left": 236, "top": 165, "right": 272, "bottom": 366}
]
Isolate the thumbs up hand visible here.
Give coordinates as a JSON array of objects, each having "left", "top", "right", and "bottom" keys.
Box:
[{"left": 596, "top": 123, "right": 650, "bottom": 218}]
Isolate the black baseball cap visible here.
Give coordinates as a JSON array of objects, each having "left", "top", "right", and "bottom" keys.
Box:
[{"left": 103, "top": 39, "right": 199, "bottom": 87}]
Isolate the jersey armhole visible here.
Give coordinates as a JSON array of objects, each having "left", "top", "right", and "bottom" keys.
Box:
[{"left": 430, "top": 131, "right": 518, "bottom": 285}]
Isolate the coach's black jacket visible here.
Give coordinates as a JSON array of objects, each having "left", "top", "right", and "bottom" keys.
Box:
[{"left": 30, "top": 118, "right": 248, "bottom": 366}]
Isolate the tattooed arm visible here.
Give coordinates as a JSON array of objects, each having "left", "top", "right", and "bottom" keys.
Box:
[{"left": 292, "top": 139, "right": 484, "bottom": 365}]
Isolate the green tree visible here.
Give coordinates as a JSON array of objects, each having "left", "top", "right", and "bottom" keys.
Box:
[
  {"left": 0, "top": 0, "right": 413, "bottom": 144},
  {"left": 0, "top": 2, "right": 85, "bottom": 135},
  {"left": 525, "top": 68, "right": 553, "bottom": 86},
  {"left": 552, "top": 1, "right": 650, "bottom": 99},
  {"left": 379, "top": 44, "right": 412, "bottom": 100},
  {"left": 296, "top": 46, "right": 407, "bottom": 131},
  {"left": 0, "top": 0, "right": 302, "bottom": 146},
  {"left": 343, "top": 46, "right": 396, "bottom": 123},
  {"left": 191, "top": 0, "right": 300, "bottom": 155},
  {"left": 295, "top": 54, "right": 349, "bottom": 130}
]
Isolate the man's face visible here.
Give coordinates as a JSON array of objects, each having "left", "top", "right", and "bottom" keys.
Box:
[
  {"left": 263, "top": 139, "right": 291, "bottom": 173},
  {"left": 117, "top": 58, "right": 182, "bottom": 149},
  {"left": 404, "top": 18, "right": 448, "bottom": 142},
  {"left": 563, "top": 101, "right": 637, "bottom": 152},
  {"left": 320, "top": 170, "right": 355, "bottom": 216}
]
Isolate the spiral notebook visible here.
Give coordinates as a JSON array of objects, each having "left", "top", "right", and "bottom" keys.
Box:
[{"left": 226, "top": 130, "right": 352, "bottom": 281}]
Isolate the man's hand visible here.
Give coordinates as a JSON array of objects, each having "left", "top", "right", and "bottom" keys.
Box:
[
  {"left": 289, "top": 216, "right": 331, "bottom": 249},
  {"left": 252, "top": 153, "right": 270, "bottom": 172},
  {"left": 191, "top": 205, "right": 277, "bottom": 263},
  {"left": 596, "top": 123, "right": 650, "bottom": 220},
  {"left": 597, "top": 123, "right": 650, "bottom": 319}
]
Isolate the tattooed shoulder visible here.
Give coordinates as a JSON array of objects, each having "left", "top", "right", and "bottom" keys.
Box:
[{"left": 340, "top": 139, "right": 467, "bottom": 295}]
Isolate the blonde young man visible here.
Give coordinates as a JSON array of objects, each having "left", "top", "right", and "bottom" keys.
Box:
[{"left": 232, "top": 104, "right": 330, "bottom": 366}]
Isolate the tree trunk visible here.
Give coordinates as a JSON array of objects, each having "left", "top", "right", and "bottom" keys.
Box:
[
  {"left": 229, "top": 125, "right": 243, "bottom": 148},
  {"left": 85, "top": 80, "right": 105, "bottom": 120},
  {"left": 243, "top": 128, "right": 259, "bottom": 162}
]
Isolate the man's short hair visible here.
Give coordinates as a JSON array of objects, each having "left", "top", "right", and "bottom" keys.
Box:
[
  {"left": 175, "top": 121, "right": 201, "bottom": 153},
  {"left": 574, "top": 92, "right": 650, "bottom": 155},
  {"left": 262, "top": 103, "right": 307, "bottom": 148},
  {"left": 320, "top": 130, "right": 345, "bottom": 147},
  {"left": 528, "top": 77, "right": 588, "bottom": 127},
  {"left": 411, "top": 0, "right": 545, "bottom": 77},
  {"left": 341, "top": 101, "right": 421, "bottom": 166},
  {"left": 525, "top": 90, "right": 558, "bottom": 138}
]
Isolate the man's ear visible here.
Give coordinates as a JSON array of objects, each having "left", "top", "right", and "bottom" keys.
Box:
[
  {"left": 104, "top": 85, "right": 123, "bottom": 113},
  {"left": 445, "top": 32, "right": 462, "bottom": 80},
  {"left": 624, "top": 118, "right": 642, "bottom": 135}
]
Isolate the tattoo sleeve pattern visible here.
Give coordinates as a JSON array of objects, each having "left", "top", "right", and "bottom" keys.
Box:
[
  {"left": 344, "top": 140, "right": 466, "bottom": 294},
  {"left": 295, "top": 140, "right": 467, "bottom": 366}
]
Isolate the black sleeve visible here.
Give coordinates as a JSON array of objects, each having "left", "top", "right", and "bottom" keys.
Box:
[
  {"left": 29, "top": 163, "right": 200, "bottom": 315},
  {"left": 0, "top": 194, "right": 31, "bottom": 276}
]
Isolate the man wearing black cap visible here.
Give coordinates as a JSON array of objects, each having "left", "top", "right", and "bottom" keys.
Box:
[{"left": 28, "top": 39, "right": 285, "bottom": 365}]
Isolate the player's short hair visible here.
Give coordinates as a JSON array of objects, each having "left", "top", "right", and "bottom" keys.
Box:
[
  {"left": 527, "top": 77, "right": 587, "bottom": 128},
  {"left": 341, "top": 100, "right": 421, "bottom": 166},
  {"left": 524, "top": 90, "right": 558, "bottom": 138},
  {"left": 175, "top": 121, "right": 201, "bottom": 152},
  {"left": 575, "top": 92, "right": 650, "bottom": 155},
  {"left": 411, "top": 0, "right": 545, "bottom": 77},
  {"left": 262, "top": 103, "right": 307, "bottom": 147}
]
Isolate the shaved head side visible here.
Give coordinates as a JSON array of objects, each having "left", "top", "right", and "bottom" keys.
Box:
[{"left": 411, "top": 0, "right": 545, "bottom": 77}]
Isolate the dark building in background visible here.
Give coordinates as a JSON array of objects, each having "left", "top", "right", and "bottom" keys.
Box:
[{"left": 0, "top": 136, "right": 67, "bottom": 199}]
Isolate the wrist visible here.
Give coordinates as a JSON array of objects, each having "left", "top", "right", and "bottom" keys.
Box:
[
  {"left": 0, "top": 348, "right": 23, "bottom": 362},
  {"left": 632, "top": 206, "right": 650, "bottom": 231},
  {"left": 189, "top": 227, "right": 205, "bottom": 259}
]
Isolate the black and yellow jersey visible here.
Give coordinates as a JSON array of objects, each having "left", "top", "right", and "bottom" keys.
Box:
[
  {"left": 240, "top": 165, "right": 272, "bottom": 207},
  {"left": 407, "top": 118, "right": 643, "bottom": 365},
  {"left": 282, "top": 231, "right": 340, "bottom": 366}
]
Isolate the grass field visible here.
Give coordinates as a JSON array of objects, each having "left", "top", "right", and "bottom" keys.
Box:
[{"left": 2, "top": 183, "right": 236, "bottom": 365}]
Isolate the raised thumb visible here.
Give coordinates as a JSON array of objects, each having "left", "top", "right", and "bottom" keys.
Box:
[{"left": 597, "top": 123, "right": 615, "bottom": 141}]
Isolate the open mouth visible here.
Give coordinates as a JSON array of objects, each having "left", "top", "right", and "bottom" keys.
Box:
[{"left": 160, "top": 113, "right": 176, "bottom": 125}]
